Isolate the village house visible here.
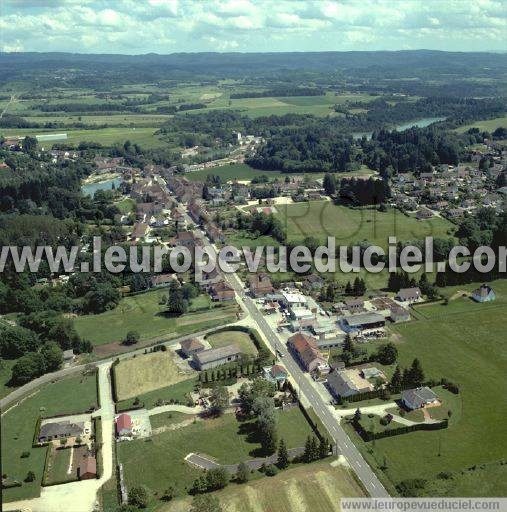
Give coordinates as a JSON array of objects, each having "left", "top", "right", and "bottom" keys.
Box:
[
  {"left": 389, "top": 306, "right": 411, "bottom": 323},
  {"left": 327, "top": 368, "right": 374, "bottom": 399},
  {"left": 149, "top": 274, "right": 176, "bottom": 288},
  {"left": 115, "top": 414, "right": 132, "bottom": 437},
  {"left": 402, "top": 387, "right": 440, "bottom": 410},
  {"left": 193, "top": 345, "right": 242, "bottom": 370},
  {"left": 209, "top": 281, "right": 235, "bottom": 301},
  {"left": 249, "top": 273, "right": 275, "bottom": 297},
  {"left": 262, "top": 364, "right": 288, "bottom": 387},
  {"left": 396, "top": 287, "right": 422, "bottom": 303},
  {"left": 130, "top": 222, "right": 148, "bottom": 242},
  {"left": 302, "top": 274, "right": 325, "bottom": 292},
  {"left": 471, "top": 284, "right": 496, "bottom": 303},
  {"left": 287, "top": 333, "right": 329, "bottom": 377}
]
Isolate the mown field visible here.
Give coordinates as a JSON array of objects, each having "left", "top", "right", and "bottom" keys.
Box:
[
  {"left": 347, "top": 278, "right": 507, "bottom": 497},
  {"left": 118, "top": 407, "right": 315, "bottom": 501},
  {"left": 275, "top": 201, "right": 455, "bottom": 249},
  {"left": 116, "top": 378, "right": 198, "bottom": 411},
  {"left": 454, "top": 115, "right": 507, "bottom": 133},
  {"left": 114, "top": 351, "right": 194, "bottom": 401},
  {"left": 1, "top": 372, "right": 98, "bottom": 502},
  {"left": 162, "top": 463, "right": 365, "bottom": 512},
  {"left": 205, "top": 329, "right": 258, "bottom": 356},
  {"left": 74, "top": 289, "right": 238, "bottom": 346}
]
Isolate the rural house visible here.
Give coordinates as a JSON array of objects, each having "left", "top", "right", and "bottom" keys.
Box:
[
  {"left": 396, "top": 287, "right": 422, "bottom": 303},
  {"left": 38, "top": 421, "right": 84, "bottom": 443},
  {"left": 249, "top": 273, "right": 275, "bottom": 297},
  {"left": 327, "top": 368, "right": 374, "bottom": 399},
  {"left": 402, "top": 387, "right": 440, "bottom": 410},
  {"left": 115, "top": 414, "right": 132, "bottom": 437}
]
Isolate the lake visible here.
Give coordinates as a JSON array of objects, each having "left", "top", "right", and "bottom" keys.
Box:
[
  {"left": 352, "top": 116, "right": 446, "bottom": 140},
  {"left": 81, "top": 176, "right": 122, "bottom": 196}
]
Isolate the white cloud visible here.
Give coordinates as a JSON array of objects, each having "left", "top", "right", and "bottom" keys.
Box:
[{"left": 0, "top": 0, "right": 505, "bottom": 53}]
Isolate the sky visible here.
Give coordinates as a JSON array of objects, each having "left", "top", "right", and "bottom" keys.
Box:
[{"left": 1, "top": 0, "right": 506, "bottom": 54}]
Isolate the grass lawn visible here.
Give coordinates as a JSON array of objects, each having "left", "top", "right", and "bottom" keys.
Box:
[
  {"left": 162, "top": 462, "right": 365, "bottom": 512},
  {"left": 44, "top": 445, "right": 83, "bottom": 485},
  {"left": 0, "top": 358, "right": 17, "bottom": 398},
  {"left": 184, "top": 163, "right": 287, "bottom": 183},
  {"left": 346, "top": 278, "right": 507, "bottom": 497},
  {"left": 115, "top": 197, "right": 136, "bottom": 214},
  {"left": 74, "top": 289, "right": 238, "bottom": 346},
  {"left": 149, "top": 411, "right": 194, "bottom": 430},
  {"left": 205, "top": 330, "right": 258, "bottom": 356},
  {"left": 275, "top": 201, "right": 455, "bottom": 249},
  {"left": 114, "top": 351, "right": 194, "bottom": 401},
  {"left": 116, "top": 378, "right": 198, "bottom": 410},
  {"left": 118, "top": 407, "right": 315, "bottom": 500},
  {"left": 1, "top": 372, "right": 98, "bottom": 502}
]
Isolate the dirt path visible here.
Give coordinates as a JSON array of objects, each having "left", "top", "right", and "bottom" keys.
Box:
[{"left": 0, "top": 94, "right": 17, "bottom": 118}]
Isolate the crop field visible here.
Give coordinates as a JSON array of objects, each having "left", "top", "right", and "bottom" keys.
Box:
[
  {"left": 163, "top": 463, "right": 365, "bottom": 512},
  {"left": 275, "top": 201, "right": 455, "bottom": 249},
  {"left": 205, "top": 329, "right": 258, "bottom": 356},
  {"left": 118, "top": 407, "right": 315, "bottom": 500},
  {"left": 24, "top": 113, "right": 172, "bottom": 126},
  {"left": 454, "top": 115, "right": 507, "bottom": 133},
  {"left": 74, "top": 289, "right": 238, "bottom": 346},
  {"left": 114, "top": 351, "right": 194, "bottom": 401},
  {"left": 1, "top": 372, "right": 98, "bottom": 502},
  {"left": 347, "top": 278, "right": 507, "bottom": 496}
]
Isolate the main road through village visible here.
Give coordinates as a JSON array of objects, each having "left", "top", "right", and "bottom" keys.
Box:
[{"left": 1, "top": 183, "right": 389, "bottom": 511}]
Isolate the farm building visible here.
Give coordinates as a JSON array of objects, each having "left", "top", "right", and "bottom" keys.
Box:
[
  {"left": 209, "top": 281, "right": 235, "bottom": 301},
  {"left": 389, "top": 306, "right": 411, "bottom": 323},
  {"left": 340, "top": 312, "right": 386, "bottom": 333},
  {"left": 248, "top": 273, "right": 275, "bottom": 297},
  {"left": 402, "top": 387, "right": 440, "bottom": 410},
  {"left": 192, "top": 344, "right": 241, "bottom": 370},
  {"left": 471, "top": 284, "right": 496, "bottom": 303}
]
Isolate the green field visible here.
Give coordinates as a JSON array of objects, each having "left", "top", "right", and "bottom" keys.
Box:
[
  {"left": 74, "top": 289, "right": 238, "bottom": 346},
  {"left": 1, "top": 126, "right": 165, "bottom": 149},
  {"left": 184, "top": 163, "right": 287, "bottom": 183},
  {"left": 118, "top": 407, "right": 315, "bottom": 500},
  {"left": 346, "top": 279, "right": 507, "bottom": 497},
  {"left": 163, "top": 463, "right": 364, "bottom": 512},
  {"left": 275, "top": 202, "right": 455, "bottom": 249},
  {"left": 205, "top": 329, "right": 258, "bottom": 356},
  {"left": 454, "top": 115, "right": 507, "bottom": 133},
  {"left": 24, "top": 113, "right": 172, "bottom": 126},
  {"left": 1, "top": 372, "right": 98, "bottom": 501}
]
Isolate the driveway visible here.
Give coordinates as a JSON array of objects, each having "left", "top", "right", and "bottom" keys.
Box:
[
  {"left": 4, "top": 363, "right": 115, "bottom": 512},
  {"left": 185, "top": 446, "right": 304, "bottom": 474}
]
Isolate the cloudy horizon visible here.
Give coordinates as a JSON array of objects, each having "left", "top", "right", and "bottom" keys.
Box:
[{"left": 1, "top": 0, "right": 506, "bottom": 55}]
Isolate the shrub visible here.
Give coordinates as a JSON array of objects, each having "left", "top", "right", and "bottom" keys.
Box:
[{"left": 265, "top": 464, "right": 278, "bottom": 477}]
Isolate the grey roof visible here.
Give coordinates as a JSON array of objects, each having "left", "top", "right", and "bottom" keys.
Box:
[
  {"left": 194, "top": 344, "right": 241, "bottom": 365},
  {"left": 344, "top": 312, "right": 385, "bottom": 328},
  {"left": 401, "top": 387, "right": 438, "bottom": 407},
  {"left": 396, "top": 287, "right": 421, "bottom": 300},
  {"left": 39, "top": 421, "right": 84, "bottom": 439},
  {"left": 327, "top": 370, "right": 365, "bottom": 397}
]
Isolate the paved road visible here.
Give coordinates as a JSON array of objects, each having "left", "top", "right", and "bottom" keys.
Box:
[
  {"left": 0, "top": 326, "right": 222, "bottom": 413},
  {"left": 186, "top": 208, "right": 390, "bottom": 498},
  {"left": 185, "top": 447, "right": 304, "bottom": 474}
]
